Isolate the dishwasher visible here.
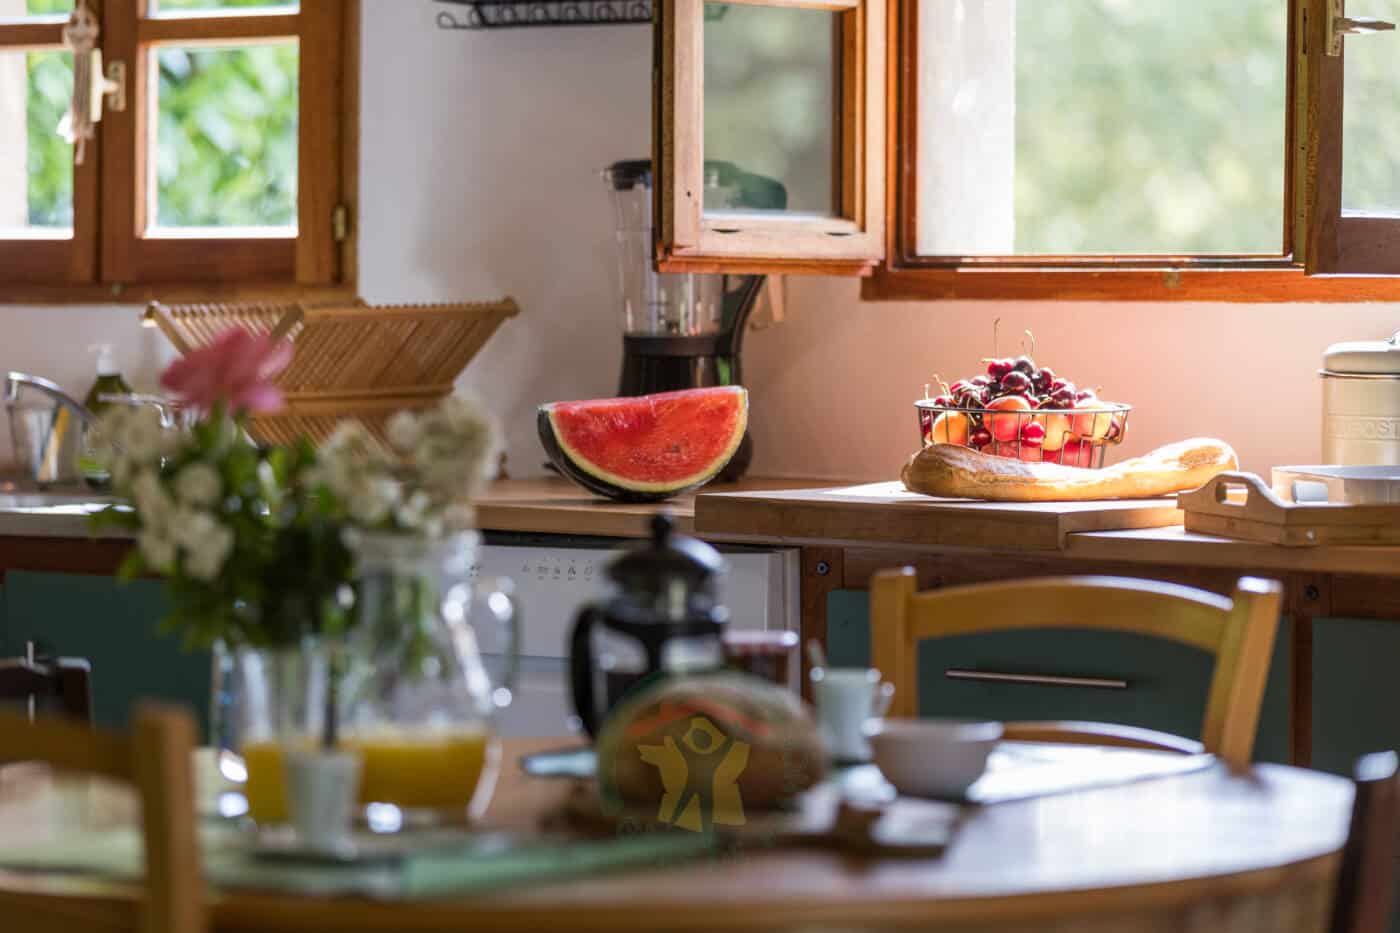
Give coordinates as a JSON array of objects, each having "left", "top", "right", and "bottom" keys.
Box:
[{"left": 473, "top": 532, "right": 801, "bottom": 737}]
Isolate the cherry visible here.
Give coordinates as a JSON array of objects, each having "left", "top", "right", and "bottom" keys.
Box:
[
  {"left": 969, "top": 427, "right": 993, "bottom": 448},
  {"left": 1012, "top": 355, "right": 1036, "bottom": 375},
  {"left": 931, "top": 395, "right": 953, "bottom": 407},
  {"left": 1050, "top": 378, "right": 1074, "bottom": 394},
  {"left": 1020, "top": 421, "right": 1046, "bottom": 446},
  {"left": 1000, "top": 371, "right": 1032, "bottom": 394},
  {"left": 1050, "top": 389, "right": 1077, "bottom": 408},
  {"left": 1076, "top": 388, "right": 1097, "bottom": 402},
  {"left": 949, "top": 380, "right": 971, "bottom": 397},
  {"left": 1033, "top": 367, "right": 1055, "bottom": 394},
  {"left": 970, "top": 375, "right": 992, "bottom": 388},
  {"left": 959, "top": 392, "right": 988, "bottom": 410},
  {"left": 986, "top": 359, "right": 1014, "bottom": 380}
]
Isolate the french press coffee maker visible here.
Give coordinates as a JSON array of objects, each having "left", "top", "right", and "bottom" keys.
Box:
[{"left": 569, "top": 514, "right": 729, "bottom": 737}]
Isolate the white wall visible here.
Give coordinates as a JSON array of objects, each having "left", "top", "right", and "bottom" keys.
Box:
[{"left": 2, "top": 2, "right": 1396, "bottom": 483}]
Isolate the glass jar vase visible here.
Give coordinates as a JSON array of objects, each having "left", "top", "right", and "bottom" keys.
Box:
[
  {"left": 225, "top": 638, "right": 331, "bottom": 826},
  {"left": 341, "top": 530, "right": 519, "bottom": 828}
]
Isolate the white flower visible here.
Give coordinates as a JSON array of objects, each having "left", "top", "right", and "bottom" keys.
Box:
[
  {"left": 349, "top": 477, "right": 400, "bottom": 526},
  {"left": 442, "top": 502, "right": 475, "bottom": 532},
  {"left": 131, "top": 470, "right": 174, "bottom": 528},
  {"left": 171, "top": 509, "right": 220, "bottom": 551},
  {"left": 138, "top": 530, "right": 176, "bottom": 572},
  {"left": 184, "top": 523, "right": 234, "bottom": 582},
  {"left": 121, "top": 408, "right": 171, "bottom": 465},
  {"left": 386, "top": 410, "right": 423, "bottom": 453},
  {"left": 174, "top": 462, "right": 222, "bottom": 507},
  {"left": 394, "top": 490, "right": 432, "bottom": 529}
]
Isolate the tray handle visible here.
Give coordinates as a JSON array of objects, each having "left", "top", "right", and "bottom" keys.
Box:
[{"left": 1178, "top": 471, "right": 1290, "bottom": 520}]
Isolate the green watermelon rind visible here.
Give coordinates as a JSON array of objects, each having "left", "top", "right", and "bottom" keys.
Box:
[{"left": 538, "top": 388, "right": 749, "bottom": 503}]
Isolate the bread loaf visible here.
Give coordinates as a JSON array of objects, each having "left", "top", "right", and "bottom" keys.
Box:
[{"left": 901, "top": 438, "right": 1238, "bottom": 502}]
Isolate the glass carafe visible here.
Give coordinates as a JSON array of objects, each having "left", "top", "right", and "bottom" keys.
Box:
[{"left": 342, "top": 530, "right": 519, "bottom": 828}]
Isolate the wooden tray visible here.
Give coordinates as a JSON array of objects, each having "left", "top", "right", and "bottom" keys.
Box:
[
  {"left": 1178, "top": 471, "right": 1400, "bottom": 547},
  {"left": 694, "top": 482, "right": 1184, "bottom": 551}
]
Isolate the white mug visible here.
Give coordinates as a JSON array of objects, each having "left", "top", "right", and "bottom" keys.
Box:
[{"left": 811, "top": 667, "right": 896, "bottom": 763}]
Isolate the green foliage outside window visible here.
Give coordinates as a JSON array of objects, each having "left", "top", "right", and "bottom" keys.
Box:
[{"left": 17, "top": 0, "right": 298, "bottom": 230}]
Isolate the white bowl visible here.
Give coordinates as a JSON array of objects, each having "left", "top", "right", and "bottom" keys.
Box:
[{"left": 865, "top": 718, "right": 1003, "bottom": 799}]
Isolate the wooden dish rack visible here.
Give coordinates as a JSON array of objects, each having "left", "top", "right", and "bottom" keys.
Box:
[{"left": 144, "top": 297, "right": 518, "bottom": 447}]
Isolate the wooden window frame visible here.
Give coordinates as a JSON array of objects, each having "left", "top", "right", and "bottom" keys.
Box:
[
  {"left": 656, "top": 0, "right": 886, "bottom": 277},
  {"left": 0, "top": 15, "right": 100, "bottom": 285},
  {"left": 862, "top": 0, "right": 1400, "bottom": 302},
  {"left": 1303, "top": 0, "right": 1400, "bottom": 275},
  {"left": 0, "top": 0, "right": 358, "bottom": 303}
]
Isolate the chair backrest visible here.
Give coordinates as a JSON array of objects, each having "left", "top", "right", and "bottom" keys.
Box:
[
  {"left": 0, "top": 646, "right": 93, "bottom": 722},
  {"left": 869, "top": 570, "right": 1284, "bottom": 770},
  {"left": 1332, "top": 751, "right": 1400, "bottom": 933},
  {"left": 0, "top": 704, "right": 205, "bottom": 933}
]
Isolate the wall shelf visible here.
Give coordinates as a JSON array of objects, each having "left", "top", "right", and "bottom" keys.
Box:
[
  {"left": 434, "top": 0, "right": 726, "bottom": 30},
  {"left": 435, "top": 0, "right": 653, "bottom": 29}
]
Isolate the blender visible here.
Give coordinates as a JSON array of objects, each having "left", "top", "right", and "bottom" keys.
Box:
[{"left": 602, "top": 159, "right": 785, "bottom": 482}]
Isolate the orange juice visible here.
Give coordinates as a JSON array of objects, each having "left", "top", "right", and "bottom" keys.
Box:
[
  {"left": 240, "top": 740, "right": 292, "bottom": 825},
  {"left": 239, "top": 729, "right": 497, "bottom": 825},
  {"left": 345, "top": 728, "right": 497, "bottom": 813}
]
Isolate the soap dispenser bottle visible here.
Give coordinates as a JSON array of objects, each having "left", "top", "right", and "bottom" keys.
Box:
[
  {"left": 83, "top": 344, "right": 131, "bottom": 413},
  {"left": 80, "top": 344, "right": 132, "bottom": 488}
]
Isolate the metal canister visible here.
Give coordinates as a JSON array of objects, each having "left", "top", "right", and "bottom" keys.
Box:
[{"left": 1321, "top": 330, "right": 1400, "bottom": 465}]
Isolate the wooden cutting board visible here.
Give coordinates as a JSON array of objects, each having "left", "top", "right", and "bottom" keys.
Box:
[{"left": 694, "top": 482, "right": 1184, "bottom": 551}]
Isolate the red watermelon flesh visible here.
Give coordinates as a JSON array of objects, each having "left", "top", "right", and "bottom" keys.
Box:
[{"left": 540, "top": 387, "right": 748, "bottom": 498}]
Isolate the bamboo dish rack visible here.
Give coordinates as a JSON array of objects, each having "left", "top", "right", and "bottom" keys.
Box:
[{"left": 143, "top": 297, "right": 519, "bottom": 447}]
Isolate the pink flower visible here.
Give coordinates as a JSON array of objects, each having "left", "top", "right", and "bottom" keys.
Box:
[{"left": 160, "top": 328, "right": 293, "bottom": 415}]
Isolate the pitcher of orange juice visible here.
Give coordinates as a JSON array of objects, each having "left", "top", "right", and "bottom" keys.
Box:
[{"left": 339, "top": 529, "right": 519, "bottom": 828}]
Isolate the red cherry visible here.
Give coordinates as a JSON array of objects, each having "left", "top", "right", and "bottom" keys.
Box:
[
  {"left": 932, "top": 395, "right": 953, "bottom": 406},
  {"left": 1033, "top": 368, "right": 1055, "bottom": 394},
  {"left": 986, "top": 359, "right": 1014, "bottom": 380},
  {"left": 1075, "top": 388, "right": 1097, "bottom": 402},
  {"left": 969, "top": 427, "right": 993, "bottom": 448},
  {"left": 1000, "top": 371, "right": 1032, "bottom": 394},
  {"left": 1020, "top": 421, "right": 1046, "bottom": 446},
  {"left": 1050, "top": 378, "right": 1075, "bottom": 395},
  {"left": 949, "top": 380, "right": 970, "bottom": 396},
  {"left": 970, "top": 376, "right": 992, "bottom": 388}
]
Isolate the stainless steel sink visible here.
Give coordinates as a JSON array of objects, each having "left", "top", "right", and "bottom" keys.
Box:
[{"left": 0, "top": 481, "right": 117, "bottom": 512}]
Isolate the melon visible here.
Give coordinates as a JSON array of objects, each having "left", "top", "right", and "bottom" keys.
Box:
[{"left": 538, "top": 386, "right": 749, "bottom": 502}]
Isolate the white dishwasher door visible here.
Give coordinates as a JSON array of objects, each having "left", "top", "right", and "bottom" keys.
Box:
[{"left": 471, "top": 543, "right": 800, "bottom": 737}]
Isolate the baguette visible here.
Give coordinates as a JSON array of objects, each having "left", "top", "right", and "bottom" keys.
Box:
[{"left": 901, "top": 438, "right": 1239, "bottom": 502}]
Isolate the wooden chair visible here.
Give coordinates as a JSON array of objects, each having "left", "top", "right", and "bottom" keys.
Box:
[
  {"left": 1331, "top": 751, "right": 1400, "bottom": 933},
  {"left": 0, "top": 704, "right": 205, "bottom": 933},
  {"left": 869, "top": 571, "right": 1284, "bottom": 771},
  {"left": 0, "top": 643, "right": 92, "bottom": 722}
]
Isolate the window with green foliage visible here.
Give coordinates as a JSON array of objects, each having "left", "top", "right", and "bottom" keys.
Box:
[{"left": 0, "top": 0, "right": 351, "bottom": 290}]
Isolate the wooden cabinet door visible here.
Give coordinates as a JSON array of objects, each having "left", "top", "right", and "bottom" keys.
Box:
[{"left": 3, "top": 572, "right": 210, "bottom": 735}]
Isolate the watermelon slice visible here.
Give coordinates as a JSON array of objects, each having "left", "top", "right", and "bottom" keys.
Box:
[{"left": 538, "top": 387, "right": 749, "bottom": 502}]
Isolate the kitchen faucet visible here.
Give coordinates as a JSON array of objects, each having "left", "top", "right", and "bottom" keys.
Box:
[{"left": 3, "top": 372, "right": 96, "bottom": 425}]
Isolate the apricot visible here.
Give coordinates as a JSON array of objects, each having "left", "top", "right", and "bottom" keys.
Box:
[{"left": 986, "top": 395, "right": 1031, "bottom": 443}]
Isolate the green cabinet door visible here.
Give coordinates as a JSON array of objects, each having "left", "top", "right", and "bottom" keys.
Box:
[
  {"left": 827, "top": 590, "right": 1292, "bottom": 764},
  {"left": 2, "top": 571, "right": 211, "bottom": 735},
  {"left": 1312, "top": 617, "right": 1400, "bottom": 776}
]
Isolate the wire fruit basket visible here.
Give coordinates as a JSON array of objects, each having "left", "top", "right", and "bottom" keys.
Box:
[{"left": 915, "top": 398, "right": 1132, "bottom": 469}]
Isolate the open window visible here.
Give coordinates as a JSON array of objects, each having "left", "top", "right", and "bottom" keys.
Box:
[
  {"left": 0, "top": 0, "right": 354, "bottom": 297},
  {"left": 1301, "top": 0, "right": 1400, "bottom": 274},
  {"left": 655, "top": 0, "right": 885, "bottom": 276},
  {"left": 0, "top": 0, "right": 97, "bottom": 285}
]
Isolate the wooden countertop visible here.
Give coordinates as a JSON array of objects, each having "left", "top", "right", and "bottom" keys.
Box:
[
  {"left": 474, "top": 476, "right": 830, "bottom": 539},
  {"left": 693, "top": 482, "right": 1400, "bottom": 577}
]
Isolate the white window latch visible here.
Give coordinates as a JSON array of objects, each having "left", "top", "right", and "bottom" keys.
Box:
[{"left": 1328, "top": 0, "right": 1397, "bottom": 56}]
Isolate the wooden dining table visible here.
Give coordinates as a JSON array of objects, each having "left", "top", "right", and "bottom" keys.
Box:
[{"left": 0, "top": 738, "right": 1356, "bottom": 933}]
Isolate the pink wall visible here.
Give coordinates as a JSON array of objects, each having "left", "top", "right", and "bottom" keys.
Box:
[{"left": 743, "top": 277, "right": 1400, "bottom": 481}]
